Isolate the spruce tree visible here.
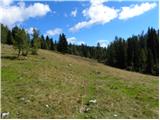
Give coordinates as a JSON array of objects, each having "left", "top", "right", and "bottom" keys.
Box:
[
  {"left": 7, "top": 30, "right": 13, "bottom": 45},
  {"left": 13, "top": 28, "right": 29, "bottom": 57},
  {"left": 57, "top": 33, "right": 68, "bottom": 53},
  {"left": 31, "top": 29, "right": 40, "bottom": 55},
  {"left": 1, "top": 24, "right": 9, "bottom": 44}
]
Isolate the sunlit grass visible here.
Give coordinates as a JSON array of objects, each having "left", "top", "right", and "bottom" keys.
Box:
[{"left": 1, "top": 44, "right": 159, "bottom": 118}]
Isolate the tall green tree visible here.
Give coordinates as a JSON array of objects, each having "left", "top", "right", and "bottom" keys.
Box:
[
  {"left": 22, "top": 33, "right": 30, "bottom": 56},
  {"left": 146, "top": 49, "right": 154, "bottom": 74},
  {"left": 13, "top": 28, "right": 29, "bottom": 57},
  {"left": 1, "top": 24, "right": 9, "bottom": 44},
  {"left": 7, "top": 30, "right": 13, "bottom": 45},
  {"left": 46, "top": 35, "right": 51, "bottom": 50},
  {"left": 31, "top": 29, "right": 40, "bottom": 55},
  {"left": 50, "top": 38, "right": 55, "bottom": 50},
  {"left": 57, "top": 33, "right": 68, "bottom": 53},
  {"left": 40, "top": 35, "right": 46, "bottom": 49},
  {"left": 139, "top": 48, "right": 147, "bottom": 72}
]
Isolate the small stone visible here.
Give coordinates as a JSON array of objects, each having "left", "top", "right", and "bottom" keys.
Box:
[
  {"left": 1, "top": 112, "right": 9, "bottom": 119},
  {"left": 45, "top": 104, "right": 49, "bottom": 108},
  {"left": 85, "top": 107, "right": 90, "bottom": 112},
  {"left": 19, "top": 77, "right": 23, "bottom": 80},
  {"left": 25, "top": 100, "right": 30, "bottom": 103},
  {"left": 79, "top": 106, "right": 90, "bottom": 113},
  {"left": 20, "top": 97, "right": 25, "bottom": 101},
  {"left": 89, "top": 99, "right": 96, "bottom": 104},
  {"left": 114, "top": 114, "right": 118, "bottom": 117}
]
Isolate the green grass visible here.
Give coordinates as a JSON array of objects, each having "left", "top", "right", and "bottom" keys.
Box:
[{"left": 1, "top": 44, "right": 159, "bottom": 118}]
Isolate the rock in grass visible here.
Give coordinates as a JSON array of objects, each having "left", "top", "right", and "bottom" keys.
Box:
[
  {"left": 20, "top": 97, "right": 30, "bottom": 104},
  {"left": 79, "top": 106, "right": 90, "bottom": 113},
  {"left": 45, "top": 104, "right": 49, "bottom": 108},
  {"left": 1, "top": 112, "right": 9, "bottom": 119},
  {"left": 20, "top": 97, "right": 25, "bottom": 101},
  {"left": 25, "top": 100, "right": 30, "bottom": 103},
  {"left": 89, "top": 99, "right": 96, "bottom": 104},
  {"left": 68, "top": 64, "right": 72, "bottom": 66}
]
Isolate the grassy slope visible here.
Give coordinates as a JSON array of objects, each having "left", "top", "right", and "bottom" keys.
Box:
[{"left": 1, "top": 44, "right": 159, "bottom": 118}]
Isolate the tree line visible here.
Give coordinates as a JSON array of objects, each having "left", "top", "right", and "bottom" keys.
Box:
[{"left": 1, "top": 24, "right": 159, "bottom": 76}]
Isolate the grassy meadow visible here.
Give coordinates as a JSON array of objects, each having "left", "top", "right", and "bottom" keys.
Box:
[{"left": 1, "top": 44, "right": 159, "bottom": 118}]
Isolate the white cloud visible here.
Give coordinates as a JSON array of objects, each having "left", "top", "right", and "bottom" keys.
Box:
[
  {"left": 45, "top": 28, "right": 63, "bottom": 36},
  {"left": 0, "top": 0, "right": 13, "bottom": 6},
  {"left": 118, "top": 2, "right": 157, "bottom": 20},
  {"left": 71, "top": 9, "right": 77, "bottom": 17},
  {"left": 0, "top": 0, "right": 51, "bottom": 27},
  {"left": 70, "top": 1, "right": 157, "bottom": 32},
  {"left": 67, "top": 37, "right": 86, "bottom": 45},
  {"left": 69, "top": 0, "right": 118, "bottom": 32},
  {"left": 26, "top": 27, "right": 37, "bottom": 34},
  {"left": 97, "top": 40, "right": 109, "bottom": 48},
  {"left": 67, "top": 37, "right": 77, "bottom": 44}
]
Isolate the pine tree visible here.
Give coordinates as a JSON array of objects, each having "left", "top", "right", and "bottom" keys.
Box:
[
  {"left": 22, "top": 33, "right": 30, "bottom": 56},
  {"left": 40, "top": 35, "right": 46, "bottom": 49},
  {"left": 1, "top": 24, "right": 9, "bottom": 44},
  {"left": 96, "top": 42, "right": 101, "bottom": 60},
  {"left": 50, "top": 38, "right": 54, "bottom": 50},
  {"left": 31, "top": 29, "right": 40, "bottom": 55},
  {"left": 146, "top": 49, "right": 154, "bottom": 74},
  {"left": 57, "top": 33, "right": 68, "bottom": 53},
  {"left": 126, "top": 38, "right": 134, "bottom": 70},
  {"left": 7, "top": 30, "right": 13, "bottom": 45},
  {"left": 139, "top": 48, "right": 147, "bottom": 72},
  {"left": 46, "top": 35, "right": 51, "bottom": 50},
  {"left": 13, "top": 28, "right": 29, "bottom": 57}
]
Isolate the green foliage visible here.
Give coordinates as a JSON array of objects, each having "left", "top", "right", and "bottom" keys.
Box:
[
  {"left": 57, "top": 33, "right": 68, "bottom": 54},
  {"left": 1, "top": 23, "right": 158, "bottom": 75},
  {"left": 1, "top": 24, "right": 9, "bottom": 44},
  {"left": 139, "top": 49, "right": 147, "bottom": 72},
  {"left": 40, "top": 35, "right": 47, "bottom": 49},
  {"left": 7, "top": 30, "right": 13, "bottom": 45},
  {"left": 22, "top": 34, "right": 30, "bottom": 56},
  {"left": 105, "top": 28, "right": 159, "bottom": 76},
  {"left": 31, "top": 29, "right": 40, "bottom": 55},
  {"left": 12, "top": 28, "right": 29, "bottom": 57}
]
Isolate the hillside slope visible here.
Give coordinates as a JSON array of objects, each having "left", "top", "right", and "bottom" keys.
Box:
[{"left": 1, "top": 44, "right": 159, "bottom": 118}]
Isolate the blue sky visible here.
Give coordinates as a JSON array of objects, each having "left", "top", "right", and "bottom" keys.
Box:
[{"left": 0, "top": 0, "right": 159, "bottom": 47}]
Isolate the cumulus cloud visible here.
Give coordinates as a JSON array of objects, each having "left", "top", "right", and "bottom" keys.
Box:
[
  {"left": 69, "top": 0, "right": 118, "bottom": 32},
  {"left": 97, "top": 40, "right": 109, "bottom": 48},
  {"left": 71, "top": 9, "right": 77, "bottom": 17},
  {"left": 67, "top": 37, "right": 86, "bottom": 45},
  {"left": 119, "top": 2, "right": 157, "bottom": 20},
  {"left": 45, "top": 28, "right": 63, "bottom": 36},
  {"left": 0, "top": 0, "right": 13, "bottom": 6},
  {"left": 0, "top": 0, "right": 51, "bottom": 27},
  {"left": 67, "top": 37, "right": 77, "bottom": 44},
  {"left": 26, "top": 27, "right": 37, "bottom": 34},
  {"left": 69, "top": 1, "right": 157, "bottom": 32}
]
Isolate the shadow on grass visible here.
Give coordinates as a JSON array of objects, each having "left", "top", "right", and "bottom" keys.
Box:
[{"left": 1, "top": 56, "right": 17, "bottom": 60}]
